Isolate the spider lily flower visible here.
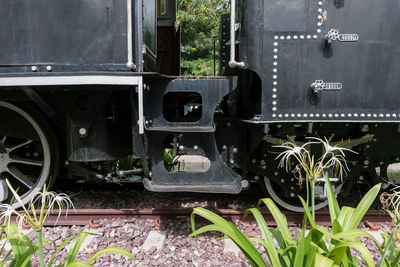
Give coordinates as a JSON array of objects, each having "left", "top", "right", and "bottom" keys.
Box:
[
  {"left": 0, "top": 204, "right": 19, "bottom": 230},
  {"left": 306, "top": 137, "right": 358, "bottom": 157},
  {"left": 274, "top": 141, "right": 311, "bottom": 171},
  {"left": 30, "top": 189, "right": 76, "bottom": 226}
]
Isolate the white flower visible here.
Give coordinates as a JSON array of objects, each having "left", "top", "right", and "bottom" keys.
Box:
[
  {"left": 274, "top": 141, "right": 311, "bottom": 171},
  {"left": 30, "top": 191, "right": 76, "bottom": 225},
  {"left": 306, "top": 137, "right": 358, "bottom": 157},
  {"left": 0, "top": 204, "right": 18, "bottom": 231}
]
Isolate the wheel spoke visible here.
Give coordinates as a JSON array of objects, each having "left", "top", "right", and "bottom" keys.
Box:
[
  {"left": 9, "top": 157, "right": 43, "bottom": 167},
  {"left": 7, "top": 140, "right": 33, "bottom": 152},
  {"left": 6, "top": 166, "right": 34, "bottom": 189}
]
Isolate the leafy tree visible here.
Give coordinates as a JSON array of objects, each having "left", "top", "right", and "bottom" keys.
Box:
[{"left": 177, "top": 0, "right": 229, "bottom": 76}]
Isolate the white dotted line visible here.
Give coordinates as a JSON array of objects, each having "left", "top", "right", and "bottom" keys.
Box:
[
  {"left": 271, "top": 113, "right": 399, "bottom": 119},
  {"left": 272, "top": 1, "right": 326, "bottom": 116}
]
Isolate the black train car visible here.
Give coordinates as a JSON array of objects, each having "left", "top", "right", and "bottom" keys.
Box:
[{"left": 0, "top": 0, "right": 398, "bottom": 211}]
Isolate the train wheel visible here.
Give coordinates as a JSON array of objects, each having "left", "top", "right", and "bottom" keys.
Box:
[
  {"left": 0, "top": 101, "right": 59, "bottom": 208},
  {"left": 263, "top": 176, "right": 342, "bottom": 212}
]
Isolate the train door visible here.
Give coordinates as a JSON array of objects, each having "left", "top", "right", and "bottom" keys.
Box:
[{"left": 156, "top": 0, "right": 180, "bottom": 75}]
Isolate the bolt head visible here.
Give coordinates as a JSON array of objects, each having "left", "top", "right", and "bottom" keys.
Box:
[
  {"left": 193, "top": 145, "right": 199, "bottom": 151},
  {"left": 31, "top": 66, "right": 37, "bottom": 72},
  {"left": 46, "top": 66, "right": 52, "bottom": 72},
  {"left": 78, "top": 128, "right": 87, "bottom": 136},
  {"left": 179, "top": 145, "right": 184, "bottom": 151}
]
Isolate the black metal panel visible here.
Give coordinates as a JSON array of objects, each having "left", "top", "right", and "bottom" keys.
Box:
[
  {"left": 241, "top": 0, "right": 400, "bottom": 122},
  {"left": 0, "top": 0, "right": 132, "bottom": 72}
]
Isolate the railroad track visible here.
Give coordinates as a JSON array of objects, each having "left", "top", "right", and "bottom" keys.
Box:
[{"left": 11, "top": 208, "right": 392, "bottom": 227}]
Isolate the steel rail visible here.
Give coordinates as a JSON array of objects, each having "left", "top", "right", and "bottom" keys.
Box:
[{"left": 11, "top": 209, "right": 392, "bottom": 227}]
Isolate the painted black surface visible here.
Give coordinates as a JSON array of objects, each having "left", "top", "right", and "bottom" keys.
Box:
[{"left": 240, "top": 0, "right": 400, "bottom": 122}]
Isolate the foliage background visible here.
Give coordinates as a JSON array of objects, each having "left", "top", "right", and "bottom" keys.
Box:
[{"left": 177, "top": 0, "right": 229, "bottom": 76}]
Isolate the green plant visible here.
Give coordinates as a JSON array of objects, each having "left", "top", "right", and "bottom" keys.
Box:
[
  {"left": 0, "top": 179, "right": 135, "bottom": 267},
  {"left": 378, "top": 187, "right": 400, "bottom": 266},
  {"left": 164, "top": 148, "right": 181, "bottom": 172},
  {"left": 190, "top": 138, "right": 382, "bottom": 266}
]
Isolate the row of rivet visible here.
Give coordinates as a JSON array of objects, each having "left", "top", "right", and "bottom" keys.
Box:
[
  {"left": 271, "top": 113, "right": 399, "bottom": 118},
  {"left": 271, "top": 1, "right": 326, "bottom": 114}
]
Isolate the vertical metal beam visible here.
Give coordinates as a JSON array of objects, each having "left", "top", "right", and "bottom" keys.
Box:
[
  {"left": 229, "top": 0, "right": 245, "bottom": 69},
  {"left": 126, "top": 0, "right": 136, "bottom": 70},
  {"left": 137, "top": 76, "right": 144, "bottom": 134}
]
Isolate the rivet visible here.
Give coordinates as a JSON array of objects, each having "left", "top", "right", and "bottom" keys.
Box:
[
  {"left": 373, "top": 114, "right": 377, "bottom": 118},
  {"left": 273, "top": 48, "right": 278, "bottom": 53},
  {"left": 315, "top": 114, "right": 320, "bottom": 117},
  {"left": 293, "top": 35, "right": 298, "bottom": 40},
  {"left": 273, "top": 62, "right": 278, "bottom": 66},
  {"left": 272, "top": 107, "right": 277, "bottom": 111},
  {"left": 273, "top": 55, "right": 278, "bottom": 60},
  {"left": 290, "top": 193, "right": 295, "bottom": 197},
  {"left": 367, "top": 114, "right": 371, "bottom": 117},
  {"left": 328, "top": 114, "right": 333, "bottom": 118},
  {"left": 278, "top": 114, "right": 283, "bottom": 118},
  {"left": 303, "top": 114, "right": 308, "bottom": 117},
  {"left": 322, "top": 114, "right": 327, "bottom": 117},
  {"left": 379, "top": 114, "right": 384, "bottom": 118},
  {"left": 179, "top": 145, "right": 184, "bottom": 151},
  {"left": 233, "top": 147, "right": 238, "bottom": 153},
  {"left": 78, "top": 128, "right": 87, "bottom": 136},
  {"left": 393, "top": 114, "right": 397, "bottom": 117},
  {"left": 230, "top": 159, "right": 235, "bottom": 164},
  {"left": 273, "top": 75, "right": 277, "bottom": 80},
  {"left": 31, "top": 66, "right": 38, "bottom": 72},
  {"left": 386, "top": 114, "right": 390, "bottom": 118},
  {"left": 317, "top": 22, "right": 322, "bottom": 27},
  {"left": 272, "top": 114, "right": 277, "bottom": 118},
  {"left": 317, "top": 29, "right": 321, "bottom": 33},
  {"left": 286, "top": 36, "right": 291, "bottom": 40},
  {"left": 300, "top": 35, "right": 305, "bottom": 39},
  {"left": 310, "top": 114, "right": 314, "bottom": 117},
  {"left": 318, "top": 15, "right": 322, "bottom": 20},
  {"left": 318, "top": 8, "right": 323, "bottom": 13},
  {"left": 318, "top": 1, "right": 323, "bottom": 6},
  {"left": 226, "top": 122, "right": 231, "bottom": 127},
  {"left": 354, "top": 113, "right": 359, "bottom": 118},
  {"left": 359, "top": 176, "right": 364, "bottom": 181},
  {"left": 307, "top": 35, "right": 312, "bottom": 39},
  {"left": 46, "top": 66, "right": 52, "bottom": 72},
  {"left": 364, "top": 160, "right": 369, "bottom": 165},
  {"left": 272, "top": 94, "right": 277, "bottom": 98},
  {"left": 313, "top": 35, "right": 318, "bottom": 39},
  {"left": 334, "top": 114, "right": 339, "bottom": 118},
  {"left": 280, "top": 36, "right": 285, "bottom": 40},
  {"left": 340, "top": 114, "right": 345, "bottom": 117},
  {"left": 272, "top": 101, "right": 277, "bottom": 105},
  {"left": 273, "top": 42, "right": 278, "bottom": 47},
  {"left": 274, "top": 36, "right": 279, "bottom": 40},
  {"left": 360, "top": 113, "right": 365, "bottom": 117},
  {"left": 273, "top": 81, "right": 277, "bottom": 85},
  {"left": 251, "top": 159, "right": 256, "bottom": 164},
  {"left": 297, "top": 114, "right": 301, "bottom": 118},
  {"left": 291, "top": 114, "right": 295, "bottom": 117},
  {"left": 272, "top": 88, "right": 277, "bottom": 92},
  {"left": 284, "top": 114, "right": 289, "bottom": 118},
  {"left": 273, "top": 68, "right": 277, "bottom": 73},
  {"left": 194, "top": 145, "right": 199, "bottom": 151}
]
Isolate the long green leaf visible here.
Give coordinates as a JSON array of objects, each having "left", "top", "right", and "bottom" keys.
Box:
[
  {"left": 87, "top": 247, "right": 135, "bottom": 263},
  {"left": 259, "top": 199, "right": 292, "bottom": 242},
  {"left": 337, "top": 207, "right": 355, "bottom": 227},
  {"left": 334, "top": 242, "right": 375, "bottom": 267},
  {"left": 324, "top": 173, "right": 340, "bottom": 224},
  {"left": 64, "top": 232, "right": 90, "bottom": 266},
  {"left": 344, "top": 183, "right": 381, "bottom": 231},
  {"left": 47, "top": 237, "right": 73, "bottom": 267},
  {"left": 315, "top": 253, "right": 335, "bottom": 267},
  {"left": 66, "top": 260, "right": 91, "bottom": 267},
  {"left": 299, "top": 196, "right": 316, "bottom": 228},
  {"left": 244, "top": 208, "right": 282, "bottom": 267},
  {"left": 190, "top": 208, "right": 267, "bottom": 267}
]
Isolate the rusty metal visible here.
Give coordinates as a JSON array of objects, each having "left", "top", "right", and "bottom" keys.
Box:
[{"left": 10, "top": 209, "right": 393, "bottom": 227}]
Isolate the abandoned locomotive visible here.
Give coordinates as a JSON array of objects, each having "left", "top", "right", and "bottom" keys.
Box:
[{"left": 0, "top": 0, "right": 399, "bottom": 211}]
